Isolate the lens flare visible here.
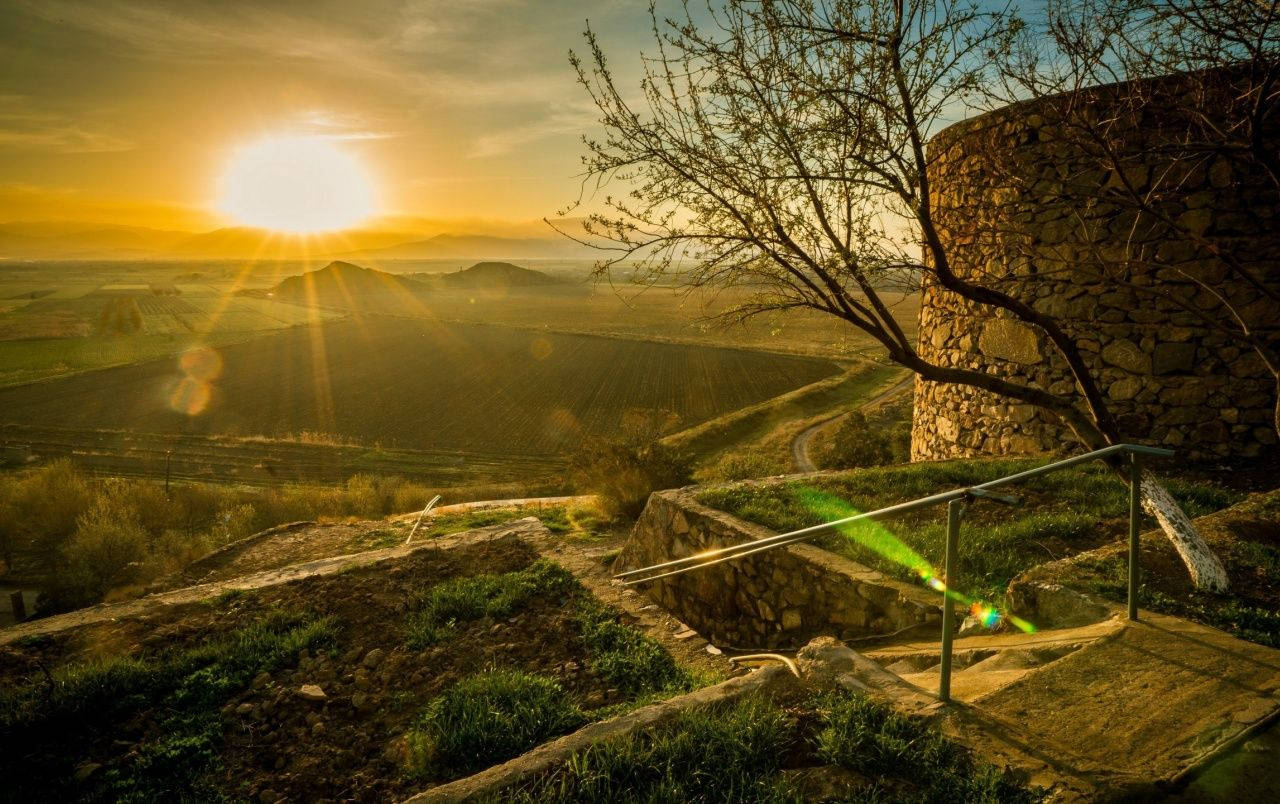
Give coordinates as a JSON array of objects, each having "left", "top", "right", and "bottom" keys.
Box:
[
  {"left": 167, "top": 345, "right": 223, "bottom": 416},
  {"left": 793, "top": 487, "right": 1037, "bottom": 635}
]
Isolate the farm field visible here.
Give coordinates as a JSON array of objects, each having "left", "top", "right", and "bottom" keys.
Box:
[
  {"left": 0, "top": 317, "right": 842, "bottom": 456},
  {"left": 0, "top": 261, "right": 918, "bottom": 390},
  {"left": 0, "top": 263, "right": 344, "bottom": 387}
]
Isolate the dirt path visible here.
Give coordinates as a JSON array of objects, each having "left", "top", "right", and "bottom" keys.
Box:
[{"left": 791, "top": 372, "right": 914, "bottom": 471}]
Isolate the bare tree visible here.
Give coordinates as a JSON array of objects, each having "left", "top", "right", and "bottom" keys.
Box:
[
  {"left": 559, "top": 0, "right": 1229, "bottom": 589},
  {"left": 997, "top": 0, "right": 1280, "bottom": 439}
]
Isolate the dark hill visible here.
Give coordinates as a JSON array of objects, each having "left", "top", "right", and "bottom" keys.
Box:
[
  {"left": 432, "top": 261, "right": 564, "bottom": 289},
  {"left": 259, "top": 261, "right": 426, "bottom": 302}
]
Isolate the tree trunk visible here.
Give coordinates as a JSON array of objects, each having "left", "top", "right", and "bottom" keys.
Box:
[{"left": 1140, "top": 468, "right": 1230, "bottom": 592}]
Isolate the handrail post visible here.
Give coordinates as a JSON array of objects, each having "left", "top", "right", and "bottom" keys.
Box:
[
  {"left": 1128, "top": 452, "right": 1142, "bottom": 621},
  {"left": 939, "top": 498, "right": 962, "bottom": 703}
]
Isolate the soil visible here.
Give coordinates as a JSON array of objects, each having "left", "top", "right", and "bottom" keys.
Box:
[{"left": 0, "top": 534, "right": 680, "bottom": 803}]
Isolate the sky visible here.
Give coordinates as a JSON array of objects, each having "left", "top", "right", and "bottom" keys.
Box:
[{"left": 0, "top": 0, "right": 657, "bottom": 231}]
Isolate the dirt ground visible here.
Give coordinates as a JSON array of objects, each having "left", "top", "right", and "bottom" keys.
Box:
[{"left": 1, "top": 534, "right": 698, "bottom": 803}]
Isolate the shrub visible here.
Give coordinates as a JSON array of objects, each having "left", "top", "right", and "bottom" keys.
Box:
[
  {"left": 406, "top": 669, "right": 585, "bottom": 777},
  {"left": 5, "top": 459, "right": 95, "bottom": 570},
  {"left": 818, "top": 410, "right": 911, "bottom": 470},
  {"left": 48, "top": 487, "right": 150, "bottom": 607},
  {"left": 699, "top": 450, "right": 787, "bottom": 482},
  {"left": 571, "top": 438, "right": 692, "bottom": 519}
]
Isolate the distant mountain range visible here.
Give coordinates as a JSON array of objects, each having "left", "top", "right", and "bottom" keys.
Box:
[
  {"left": 0, "top": 220, "right": 602, "bottom": 260},
  {"left": 252, "top": 260, "right": 568, "bottom": 305}
]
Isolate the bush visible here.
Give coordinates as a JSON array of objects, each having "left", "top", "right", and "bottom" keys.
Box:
[
  {"left": 818, "top": 410, "right": 911, "bottom": 470},
  {"left": 572, "top": 438, "right": 692, "bottom": 518},
  {"left": 47, "top": 486, "right": 150, "bottom": 608},
  {"left": 5, "top": 460, "right": 95, "bottom": 570},
  {"left": 406, "top": 669, "right": 585, "bottom": 777},
  {"left": 698, "top": 450, "right": 787, "bottom": 482}
]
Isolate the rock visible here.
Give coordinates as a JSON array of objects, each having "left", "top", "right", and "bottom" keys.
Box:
[
  {"left": 1152, "top": 342, "right": 1198, "bottom": 375},
  {"left": 251, "top": 671, "right": 272, "bottom": 690},
  {"left": 958, "top": 615, "right": 986, "bottom": 637},
  {"left": 361, "top": 648, "right": 386, "bottom": 669},
  {"left": 1108, "top": 376, "right": 1142, "bottom": 401},
  {"left": 258, "top": 789, "right": 281, "bottom": 804},
  {"left": 298, "top": 684, "right": 327, "bottom": 702},
  {"left": 705, "top": 644, "right": 723, "bottom": 655},
  {"left": 73, "top": 762, "right": 102, "bottom": 782},
  {"left": 1101, "top": 339, "right": 1152, "bottom": 374},
  {"left": 781, "top": 609, "right": 803, "bottom": 630},
  {"left": 978, "top": 319, "right": 1043, "bottom": 364},
  {"left": 351, "top": 692, "right": 372, "bottom": 712},
  {"left": 236, "top": 702, "right": 255, "bottom": 716},
  {"left": 353, "top": 669, "right": 372, "bottom": 690}
]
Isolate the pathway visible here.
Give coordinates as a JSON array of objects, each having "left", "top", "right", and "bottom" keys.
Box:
[{"left": 791, "top": 373, "right": 914, "bottom": 471}]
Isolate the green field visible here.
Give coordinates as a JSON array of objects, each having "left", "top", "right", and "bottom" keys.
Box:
[{"left": 0, "top": 317, "right": 840, "bottom": 456}]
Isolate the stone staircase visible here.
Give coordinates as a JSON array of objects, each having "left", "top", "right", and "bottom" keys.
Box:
[{"left": 854, "top": 613, "right": 1280, "bottom": 798}]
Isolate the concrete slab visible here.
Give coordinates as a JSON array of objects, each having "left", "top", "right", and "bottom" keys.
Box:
[{"left": 972, "top": 612, "right": 1280, "bottom": 788}]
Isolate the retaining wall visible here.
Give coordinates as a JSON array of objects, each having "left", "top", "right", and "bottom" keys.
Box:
[{"left": 614, "top": 486, "right": 939, "bottom": 649}]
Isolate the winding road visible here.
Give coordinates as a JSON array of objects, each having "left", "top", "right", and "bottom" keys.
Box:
[{"left": 791, "top": 372, "right": 915, "bottom": 472}]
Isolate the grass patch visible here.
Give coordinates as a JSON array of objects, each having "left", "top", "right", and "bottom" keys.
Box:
[
  {"left": 499, "top": 695, "right": 795, "bottom": 803},
  {"left": 502, "top": 689, "right": 1039, "bottom": 803},
  {"left": 1142, "top": 590, "right": 1280, "bottom": 648},
  {"left": 404, "top": 558, "right": 698, "bottom": 699},
  {"left": 812, "top": 689, "right": 1038, "bottom": 803},
  {"left": 0, "top": 609, "right": 335, "bottom": 801},
  {"left": 404, "top": 558, "right": 578, "bottom": 647},
  {"left": 699, "top": 459, "right": 1239, "bottom": 603},
  {"left": 406, "top": 669, "right": 586, "bottom": 779},
  {"left": 573, "top": 598, "right": 693, "bottom": 698}
]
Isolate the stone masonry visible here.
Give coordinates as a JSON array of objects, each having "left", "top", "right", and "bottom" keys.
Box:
[
  {"left": 614, "top": 487, "right": 938, "bottom": 649},
  {"left": 911, "top": 69, "right": 1279, "bottom": 461}
]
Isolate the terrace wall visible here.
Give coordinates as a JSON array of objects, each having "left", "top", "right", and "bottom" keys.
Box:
[
  {"left": 614, "top": 487, "right": 938, "bottom": 649},
  {"left": 911, "top": 69, "right": 1280, "bottom": 461}
]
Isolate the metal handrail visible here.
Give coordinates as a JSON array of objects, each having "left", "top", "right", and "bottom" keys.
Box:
[
  {"left": 617, "top": 443, "right": 1171, "bottom": 585},
  {"left": 615, "top": 442, "right": 1174, "bottom": 702}
]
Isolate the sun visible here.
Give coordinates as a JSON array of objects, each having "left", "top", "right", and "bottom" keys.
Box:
[{"left": 216, "top": 135, "right": 376, "bottom": 233}]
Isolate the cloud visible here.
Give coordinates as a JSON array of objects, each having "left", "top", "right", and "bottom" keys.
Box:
[
  {"left": 0, "top": 97, "right": 133, "bottom": 153},
  {"left": 468, "top": 100, "right": 597, "bottom": 158}
]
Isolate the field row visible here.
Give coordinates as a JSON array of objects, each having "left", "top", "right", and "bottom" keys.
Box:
[
  {"left": 0, "top": 317, "right": 841, "bottom": 457},
  {"left": 0, "top": 423, "right": 563, "bottom": 490}
]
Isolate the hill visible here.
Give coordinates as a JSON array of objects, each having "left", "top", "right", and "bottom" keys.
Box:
[
  {"left": 257, "top": 260, "right": 426, "bottom": 303},
  {"left": 421, "top": 261, "right": 566, "bottom": 289}
]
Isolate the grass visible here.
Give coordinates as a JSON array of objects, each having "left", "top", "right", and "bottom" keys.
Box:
[
  {"left": 404, "top": 558, "right": 579, "bottom": 647},
  {"left": 698, "top": 458, "right": 1240, "bottom": 603},
  {"left": 406, "top": 669, "right": 587, "bottom": 778},
  {"left": 0, "top": 609, "right": 335, "bottom": 801},
  {"left": 501, "top": 689, "right": 1039, "bottom": 803},
  {"left": 404, "top": 558, "right": 697, "bottom": 697},
  {"left": 1016, "top": 488, "right": 1280, "bottom": 648},
  {"left": 811, "top": 690, "right": 1039, "bottom": 803},
  {"left": 665, "top": 363, "right": 903, "bottom": 466},
  {"left": 573, "top": 597, "right": 693, "bottom": 698}
]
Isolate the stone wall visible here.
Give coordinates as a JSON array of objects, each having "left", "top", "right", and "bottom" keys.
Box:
[
  {"left": 912, "top": 70, "right": 1279, "bottom": 461},
  {"left": 614, "top": 487, "right": 939, "bottom": 649}
]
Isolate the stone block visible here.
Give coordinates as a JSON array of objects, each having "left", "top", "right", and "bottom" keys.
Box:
[
  {"left": 978, "top": 318, "right": 1043, "bottom": 364},
  {"left": 1160, "top": 341, "right": 1209, "bottom": 378},
  {"left": 1101, "top": 339, "right": 1151, "bottom": 374}
]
